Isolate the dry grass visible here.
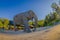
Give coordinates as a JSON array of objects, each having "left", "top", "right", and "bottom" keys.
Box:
[{"left": 0, "top": 24, "right": 60, "bottom": 40}]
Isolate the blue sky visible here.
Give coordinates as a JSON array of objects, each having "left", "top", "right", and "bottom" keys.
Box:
[{"left": 0, "top": 0, "right": 58, "bottom": 20}]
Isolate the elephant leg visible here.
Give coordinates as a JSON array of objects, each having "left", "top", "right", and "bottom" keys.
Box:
[
  {"left": 14, "top": 22, "right": 17, "bottom": 31},
  {"left": 14, "top": 21, "right": 16, "bottom": 27},
  {"left": 32, "top": 14, "right": 38, "bottom": 32},
  {"left": 23, "top": 19, "right": 31, "bottom": 33},
  {"left": 31, "top": 19, "right": 36, "bottom": 32},
  {"left": 33, "top": 26, "right": 36, "bottom": 32},
  {"left": 23, "top": 26, "right": 26, "bottom": 32}
]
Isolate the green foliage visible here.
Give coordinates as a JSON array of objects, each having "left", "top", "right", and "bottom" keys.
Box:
[
  {"left": 0, "top": 18, "right": 9, "bottom": 30},
  {"left": 46, "top": 2, "right": 60, "bottom": 25},
  {"left": 3, "top": 18, "right": 9, "bottom": 29},
  {"left": 28, "top": 20, "right": 45, "bottom": 27},
  {"left": 0, "top": 21, "right": 3, "bottom": 28},
  {"left": 51, "top": 2, "right": 58, "bottom": 9},
  {"left": 38, "top": 20, "right": 44, "bottom": 27},
  {"left": 28, "top": 21, "right": 33, "bottom": 25},
  {"left": 0, "top": 18, "right": 3, "bottom": 28}
]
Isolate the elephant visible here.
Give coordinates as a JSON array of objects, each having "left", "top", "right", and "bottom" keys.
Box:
[{"left": 13, "top": 10, "right": 38, "bottom": 32}]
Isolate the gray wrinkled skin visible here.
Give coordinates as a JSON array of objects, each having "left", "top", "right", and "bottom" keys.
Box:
[{"left": 13, "top": 10, "right": 38, "bottom": 33}]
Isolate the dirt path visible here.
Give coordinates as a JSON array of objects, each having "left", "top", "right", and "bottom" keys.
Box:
[{"left": 0, "top": 24, "right": 60, "bottom": 40}]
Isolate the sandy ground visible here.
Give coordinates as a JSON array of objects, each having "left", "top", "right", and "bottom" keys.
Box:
[{"left": 0, "top": 24, "right": 60, "bottom": 40}]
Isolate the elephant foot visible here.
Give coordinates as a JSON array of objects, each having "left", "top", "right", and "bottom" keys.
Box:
[
  {"left": 32, "top": 29, "right": 36, "bottom": 32},
  {"left": 23, "top": 29, "right": 31, "bottom": 33},
  {"left": 26, "top": 29, "right": 31, "bottom": 33},
  {"left": 26, "top": 31, "right": 31, "bottom": 33}
]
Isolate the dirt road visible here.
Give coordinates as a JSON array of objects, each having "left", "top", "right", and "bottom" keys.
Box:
[{"left": 0, "top": 24, "right": 60, "bottom": 40}]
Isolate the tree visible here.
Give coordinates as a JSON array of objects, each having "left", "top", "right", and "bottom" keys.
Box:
[
  {"left": 0, "top": 18, "right": 3, "bottom": 28},
  {"left": 0, "top": 21, "right": 3, "bottom": 28},
  {"left": 51, "top": 2, "right": 60, "bottom": 18},
  {"left": 51, "top": 2, "right": 58, "bottom": 11},
  {"left": 3, "top": 18, "right": 9, "bottom": 30},
  {"left": 0, "top": 18, "right": 9, "bottom": 30},
  {"left": 44, "top": 13, "right": 52, "bottom": 26},
  {"left": 44, "top": 2, "right": 60, "bottom": 26},
  {"left": 38, "top": 20, "right": 44, "bottom": 27},
  {"left": 51, "top": 1, "right": 60, "bottom": 22}
]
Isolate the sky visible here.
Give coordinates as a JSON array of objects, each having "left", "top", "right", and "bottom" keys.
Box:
[{"left": 0, "top": 0, "right": 59, "bottom": 20}]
